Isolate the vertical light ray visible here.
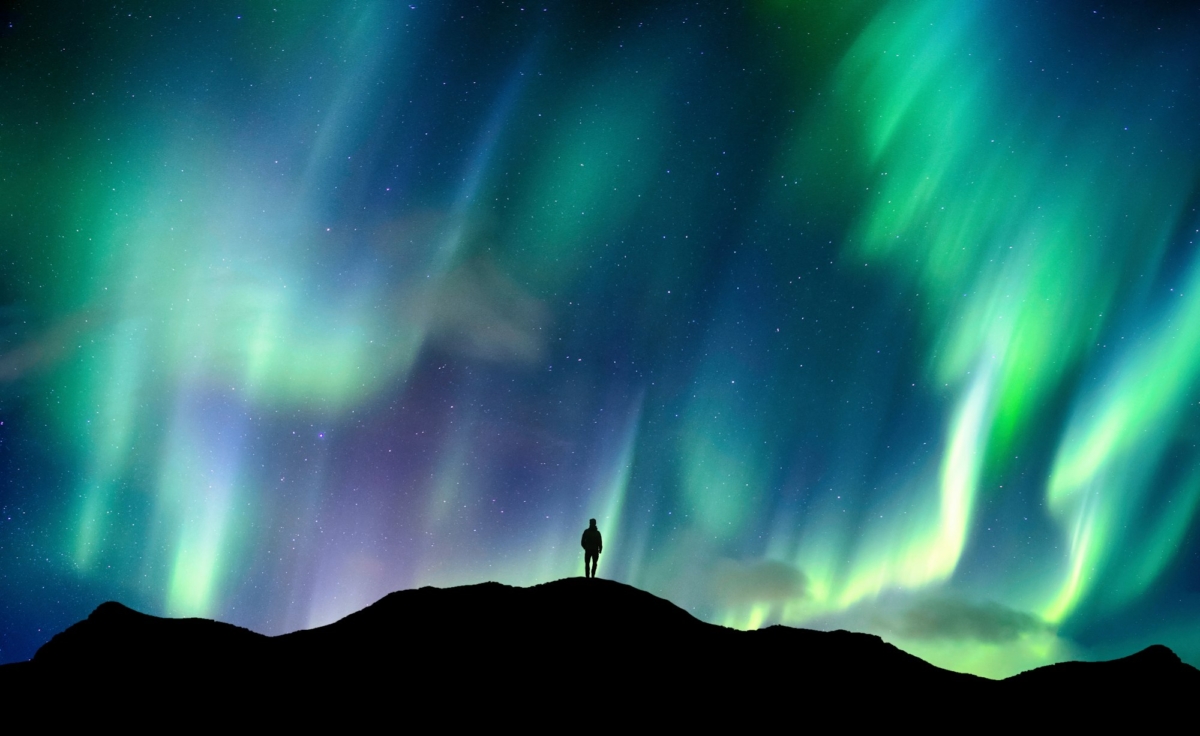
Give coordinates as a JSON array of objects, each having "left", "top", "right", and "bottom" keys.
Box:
[
  {"left": 586, "top": 391, "right": 643, "bottom": 537},
  {"left": 1117, "top": 465, "right": 1200, "bottom": 603},
  {"left": 298, "top": 2, "right": 396, "bottom": 200},
  {"left": 158, "top": 386, "right": 248, "bottom": 617},
  {"left": 432, "top": 55, "right": 532, "bottom": 276},
  {"left": 425, "top": 421, "right": 473, "bottom": 528},
  {"left": 837, "top": 364, "right": 993, "bottom": 607},
  {"left": 934, "top": 364, "right": 992, "bottom": 572},
  {"left": 72, "top": 320, "right": 146, "bottom": 568}
]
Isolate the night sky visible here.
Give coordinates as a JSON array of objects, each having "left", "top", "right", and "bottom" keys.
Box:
[{"left": 3, "top": 0, "right": 1200, "bottom": 678}]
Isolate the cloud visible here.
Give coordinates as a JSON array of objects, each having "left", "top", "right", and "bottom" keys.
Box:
[
  {"left": 892, "top": 597, "right": 1049, "bottom": 643},
  {"left": 709, "top": 559, "right": 807, "bottom": 606},
  {"left": 427, "top": 256, "right": 549, "bottom": 365},
  {"left": 0, "top": 309, "right": 100, "bottom": 382}
]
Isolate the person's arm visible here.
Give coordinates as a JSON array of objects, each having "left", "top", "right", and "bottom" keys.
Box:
[{"left": 598, "top": 533, "right": 603, "bottom": 554}]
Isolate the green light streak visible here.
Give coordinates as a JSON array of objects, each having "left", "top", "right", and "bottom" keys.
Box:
[
  {"left": 586, "top": 393, "right": 643, "bottom": 537},
  {"left": 836, "top": 366, "right": 992, "bottom": 608},
  {"left": 681, "top": 373, "right": 767, "bottom": 540},
  {"left": 73, "top": 321, "right": 146, "bottom": 568},
  {"left": 1117, "top": 467, "right": 1200, "bottom": 604}
]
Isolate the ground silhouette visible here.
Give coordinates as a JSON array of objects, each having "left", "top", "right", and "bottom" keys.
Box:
[{"left": 1, "top": 578, "right": 1196, "bottom": 720}]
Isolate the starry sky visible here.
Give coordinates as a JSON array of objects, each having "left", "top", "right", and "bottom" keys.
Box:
[{"left": 3, "top": 0, "right": 1200, "bottom": 678}]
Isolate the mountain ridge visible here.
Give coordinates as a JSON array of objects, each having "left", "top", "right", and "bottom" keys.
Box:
[{"left": 3, "top": 578, "right": 1196, "bottom": 717}]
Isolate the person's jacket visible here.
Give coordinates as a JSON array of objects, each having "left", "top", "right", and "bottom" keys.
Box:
[{"left": 581, "top": 527, "right": 602, "bottom": 554}]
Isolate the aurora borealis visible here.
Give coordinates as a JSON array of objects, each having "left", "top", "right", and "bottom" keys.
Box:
[{"left": 3, "top": 0, "right": 1200, "bottom": 678}]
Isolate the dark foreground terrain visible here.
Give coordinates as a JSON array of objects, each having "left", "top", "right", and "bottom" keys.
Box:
[{"left": 2, "top": 578, "right": 1196, "bottom": 719}]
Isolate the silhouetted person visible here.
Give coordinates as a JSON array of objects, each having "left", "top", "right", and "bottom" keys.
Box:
[{"left": 581, "top": 519, "right": 602, "bottom": 578}]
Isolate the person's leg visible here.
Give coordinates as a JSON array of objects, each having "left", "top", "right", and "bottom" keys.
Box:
[{"left": 592, "top": 553, "right": 599, "bottom": 579}]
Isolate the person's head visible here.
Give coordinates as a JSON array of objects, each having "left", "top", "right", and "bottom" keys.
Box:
[{"left": 589, "top": 518, "right": 597, "bottom": 528}]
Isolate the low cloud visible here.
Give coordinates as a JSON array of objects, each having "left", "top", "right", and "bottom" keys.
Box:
[
  {"left": 710, "top": 559, "right": 807, "bottom": 606},
  {"left": 893, "top": 597, "right": 1048, "bottom": 643}
]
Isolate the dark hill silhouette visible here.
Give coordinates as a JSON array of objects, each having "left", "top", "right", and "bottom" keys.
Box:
[
  {"left": 1001, "top": 642, "right": 1199, "bottom": 694},
  {"left": 33, "top": 600, "right": 271, "bottom": 669},
  {"left": 2, "top": 578, "right": 1196, "bottom": 719}
]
